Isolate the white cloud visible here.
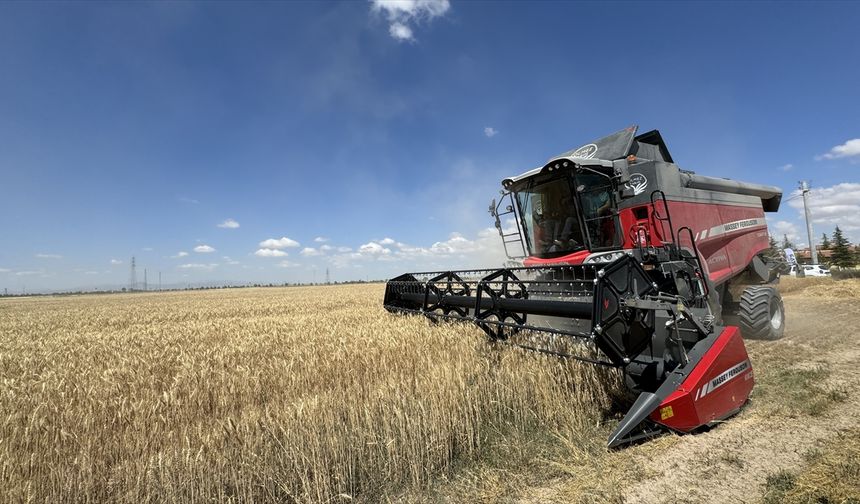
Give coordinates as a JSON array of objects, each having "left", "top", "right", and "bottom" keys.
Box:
[
  {"left": 217, "top": 218, "right": 240, "bottom": 229},
  {"left": 143, "top": 247, "right": 154, "bottom": 252},
  {"left": 277, "top": 260, "right": 300, "bottom": 268},
  {"left": 110, "top": 259, "right": 123, "bottom": 265},
  {"left": 370, "top": 0, "right": 451, "bottom": 42},
  {"left": 314, "top": 237, "right": 329, "bottom": 243},
  {"left": 258, "top": 237, "right": 300, "bottom": 249},
  {"left": 379, "top": 237, "right": 396, "bottom": 245},
  {"left": 484, "top": 127, "right": 498, "bottom": 138},
  {"left": 359, "top": 241, "right": 392, "bottom": 256},
  {"left": 320, "top": 244, "right": 334, "bottom": 252},
  {"left": 172, "top": 251, "right": 189, "bottom": 258},
  {"left": 429, "top": 232, "right": 483, "bottom": 254},
  {"left": 329, "top": 228, "right": 507, "bottom": 271},
  {"left": 222, "top": 256, "right": 240, "bottom": 265},
  {"left": 301, "top": 247, "right": 322, "bottom": 257},
  {"left": 178, "top": 263, "right": 218, "bottom": 271},
  {"left": 194, "top": 244, "right": 216, "bottom": 253},
  {"left": 337, "top": 246, "right": 352, "bottom": 253},
  {"left": 768, "top": 219, "right": 803, "bottom": 246},
  {"left": 389, "top": 22, "right": 413, "bottom": 41},
  {"left": 35, "top": 253, "right": 62, "bottom": 259},
  {"left": 371, "top": 0, "right": 451, "bottom": 20},
  {"left": 0, "top": 268, "right": 10, "bottom": 273},
  {"left": 15, "top": 270, "right": 43, "bottom": 276},
  {"left": 255, "top": 248, "right": 288, "bottom": 258},
  {"left": 787, "top": 182, "right": 860, "bottom": 241},
  {"left": 778, "top": 164, "right": 793, "bottom": 171},
  {"left": 817, "top": 138, "right": 860, "bottom": 161}
]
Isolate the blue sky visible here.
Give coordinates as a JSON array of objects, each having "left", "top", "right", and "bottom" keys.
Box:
[{"left": 1, "top": 0, "right": 858, "bottom": 292}]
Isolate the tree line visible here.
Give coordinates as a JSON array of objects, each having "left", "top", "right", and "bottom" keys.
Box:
[{"left": 769, "top": 225, "right": 857, "bottom": 268}]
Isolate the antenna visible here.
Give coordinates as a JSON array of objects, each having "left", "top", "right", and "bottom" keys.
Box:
[
  {"left": 799, "top": 181, "right": 818, "bottom": 264},
  {"left": 129, "top": 256, "right": 137, "bottom": 292},
  {"left": 325, "top": 267, "right": 330, "bottom": 285}
]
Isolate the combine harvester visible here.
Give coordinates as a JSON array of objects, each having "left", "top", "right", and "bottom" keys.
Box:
[{"left": 383, "top": 126, "right": 784, "bottom": 447}]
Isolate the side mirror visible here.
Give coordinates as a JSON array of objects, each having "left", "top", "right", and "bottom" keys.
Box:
[
  {"left": 613, "top": 158, "right": 631, "bottom": 184},
  {"left": 489, "top": 198, "right": 503, "bottom": 231},
  {"left": 613, "top": 159, "right": 635, "bottom": 199}
]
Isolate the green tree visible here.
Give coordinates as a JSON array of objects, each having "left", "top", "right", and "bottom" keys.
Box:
[
  {"left": 765, "top": 234, "right": 780, "bottom": 259},
  {"left": 821, "top": 232, "right": 831, "bottom": 250},
  {"left": 781, "top": 234, "right": 796, "bottom": 250},
  {"left": 830, "top": 226, "right": 855, "bottom": 268},
  {"left": 768, "top": 234, "right": 780, "bottom": 253}
]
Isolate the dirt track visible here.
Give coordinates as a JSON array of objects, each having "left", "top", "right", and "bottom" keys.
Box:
[{"left": 621, "top": 293, "right": 860, "bottom": 504}]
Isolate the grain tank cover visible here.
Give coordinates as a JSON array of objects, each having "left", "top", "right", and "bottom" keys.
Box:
[{"left": 555, "top": 125, "right": 674, "bottom": 163}]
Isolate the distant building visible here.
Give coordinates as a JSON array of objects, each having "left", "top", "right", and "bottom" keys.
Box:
[
  {"left": 795, "top": 247, "right": 833, "bottom": 262},
  {"left": 795, "top": 245, "right": 860, "bottom": 263}
]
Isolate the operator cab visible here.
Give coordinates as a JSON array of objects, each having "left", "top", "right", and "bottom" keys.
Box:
[
  {"left": 493, "top": 125, "right": 676, "bottom": 263},
  {"left": 510, "top": 166, "right": 620, "bottom": 258}
]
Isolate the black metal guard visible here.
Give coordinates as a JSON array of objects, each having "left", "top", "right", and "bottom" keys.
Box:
[
  {"left": 676, "top": 226, "right": 710, "bottom": 297},
  {"left": 650, "top": 190, "right": 676, "bottom": 247},
  {"left": 475, "top": 268, "right": 528, "bottom": 340},
  {"left": 426, "top": 271, "right": 471, "bottom": 317},
  {"left": 492, "top": 193, "right": 528, "bottom": 259}
]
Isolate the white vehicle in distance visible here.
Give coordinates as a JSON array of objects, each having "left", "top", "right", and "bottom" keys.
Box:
[{"left": 789, "top": 264, "right": 832, "bottom": 277}]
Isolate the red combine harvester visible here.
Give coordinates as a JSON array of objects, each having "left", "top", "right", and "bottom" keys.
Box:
[{"left": 384, "top": 126, "right": 784, "bottom": 447}]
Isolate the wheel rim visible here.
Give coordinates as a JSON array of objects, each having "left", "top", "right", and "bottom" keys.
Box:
[{"left": 770, "top": 302, "right": 783, "bottom": 331}]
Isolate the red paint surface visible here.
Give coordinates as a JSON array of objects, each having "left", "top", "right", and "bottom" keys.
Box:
[
  {"left": 523, "top": 198, "right": 768, "bottom": 286},
  {"left": 649, "top": 326, "right": 754, "bottom": 432},
  {"left": 523, "top": 249, "right": 591, "bottom": 266}
]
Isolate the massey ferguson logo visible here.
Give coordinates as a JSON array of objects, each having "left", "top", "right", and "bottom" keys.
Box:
[
  {"left": 571, "top": 143, "right": 598, "bottom": 159},
  {"left": 695, "top": 360, "right": 750, "bottom": 400},
  {"left": 629, "top": 173, "right": 648, "bottom": 195}
]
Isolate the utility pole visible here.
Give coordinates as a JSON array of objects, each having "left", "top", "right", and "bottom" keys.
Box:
[
  {"left": 325, "top": 268, "right": 330, "bottom": 285},
  {"left": 159, "top": 271, "right": 162, "bottom": 291},
  {"left": 130, "top": 256, "right": 137, "bottom": 292},
  {"left": 144, "top": 268, "right": 148, "bottom": 291},
  {"left": 799, "top": 181, "right": 818, "bottom": 264}
]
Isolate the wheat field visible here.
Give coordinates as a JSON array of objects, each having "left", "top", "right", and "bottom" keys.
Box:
[{"left": 0, "top": 285, "right": 616, "bottom": 503}]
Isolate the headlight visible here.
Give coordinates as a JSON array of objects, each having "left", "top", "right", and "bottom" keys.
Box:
[{"left": 583, "top": 251, "right": 629, "bottom": 264}]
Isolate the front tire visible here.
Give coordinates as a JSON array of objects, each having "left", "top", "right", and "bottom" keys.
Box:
[{"left": 738, "top": 286, "right": 785, "bottom": 340}]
